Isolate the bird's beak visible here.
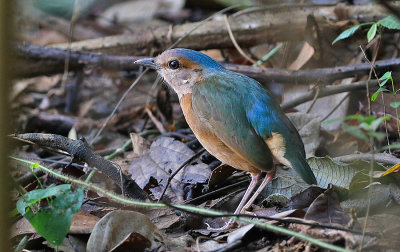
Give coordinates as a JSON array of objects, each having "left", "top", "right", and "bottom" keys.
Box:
[{"left": 134, "top": 58, "right": 162, "bottom": 70}]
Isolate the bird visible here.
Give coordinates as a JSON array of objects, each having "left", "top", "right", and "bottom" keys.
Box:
[{"left": 134, "top": 48, "right": 317, "bottom": 226}]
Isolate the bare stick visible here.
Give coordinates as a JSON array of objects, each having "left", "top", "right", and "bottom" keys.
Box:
[
  {"left": 13, "top": 43, "right": 400, "bottom": 83},
  {"left": 281, "top": 80, "right": 378, "bottom": 110},
  {"left": 12, "top": 133, "right": 148, "bottom": 200},
  {"left": 224, "top": 14, "right": 257, "bottom": 64},
  {"left": 334, "top": 153, "right": 400, "bottom": 165}
]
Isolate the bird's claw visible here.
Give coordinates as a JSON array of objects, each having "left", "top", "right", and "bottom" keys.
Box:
[{"left": 206, "top": 219, "right": 238, "bottom": 232}]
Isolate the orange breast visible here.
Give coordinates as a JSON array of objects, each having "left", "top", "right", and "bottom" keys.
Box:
[{"left": 180, "top": 94, "right": 261, "bottom": 175}]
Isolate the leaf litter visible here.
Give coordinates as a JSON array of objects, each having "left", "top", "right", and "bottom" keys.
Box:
[{"left": 9, "top": 1, "right": 400, "bottom": 251}]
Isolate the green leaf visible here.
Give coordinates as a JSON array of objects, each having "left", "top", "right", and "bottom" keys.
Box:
[
  {"left": 342, "top": 122, "right": 369, "bottom": 142},
  {"left": 379, "top": 143, "right": 400, "bottom": 151},
  {"left": 378, "top": 15, "right": 400, "bottom": 30},
  {"left": 332, "top": 24, "right": 361, "bottom": 45},
  {"left": 379, "top": 71, "right": 392, "bottom": 80},
  {"left": 253, "top": 44, "right": 282, "bottom": 66},
  {"left": 360, "top": 116, "right": 389, "bottom": 132},
  {"left": 344, "top": 114, "right": 368, "bottom": 122},
  {"left": 390, "top": 101, "right": 400, "bottom": 108},
  {"left": 17, "top": 185, "right": 84, "bottom": 246},
  {"left": 379, "top": 78, "right": 389, "bottom": 87},
  {"left": 17, "top": 184, "right": 70, "bottom": 215},
  {"left": 30, "top": 162, "right": 39, "bottom": 169},
  {"left": 371, "top": 87, "right": 390, "bottom": 101},
  {"left": 368, "top": 131, "right": 387, "bottom": 140},
  {"left": 367, "top": 23, "right": 377, "bottom": 42}
]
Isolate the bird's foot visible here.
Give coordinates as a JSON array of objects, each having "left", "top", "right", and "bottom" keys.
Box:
[
  {"left": 206, "top": 219, "right": 238, "bottom": 231},
  {"left": 241, "top": 204, "right": 259, "bottom": 216}
]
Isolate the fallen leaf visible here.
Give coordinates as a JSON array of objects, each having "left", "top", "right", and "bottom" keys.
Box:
[
  {"left": 86, "top": 210, "right": 167, "bottom": 252},
  {"left": 260, "top": 156, "right": 379, "bottom": 203},
  {"left": 129, "top": 137, "right": 211, "bottom": 202},
  {"left": 304, "top": 186, "right": 350, "bottom": 225},
  {"left": 308, "top": 156, "right": 381, "bottom": 189},
  {"left": 69, "top": 211, "right": 100, "bottom": 234},
  {"left": 130, "top": 133, "right": 151, "bottom": 156},
  {"left": 287, "top": 186, "right": 325, "bottom": 210},
  {"left": 288, "top": 41, "right": 315, "bottom": 70},
  {"left": 208, "top": 164, "right": 237, "bottom": 189}
]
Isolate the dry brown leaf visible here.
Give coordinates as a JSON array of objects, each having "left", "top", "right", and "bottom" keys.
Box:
[{"left": 129, "top": 137, "right": 211, "bottom": 203}]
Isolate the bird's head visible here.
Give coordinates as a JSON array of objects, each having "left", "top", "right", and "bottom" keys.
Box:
[{"left": 134, "top": 48, "right": 224, "bottom": 99}]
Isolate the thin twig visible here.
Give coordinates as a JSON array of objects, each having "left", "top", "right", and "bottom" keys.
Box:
[
  {"left": 185, "top": 179, "right": 249, "bottom": 205},
  {"left": 334, "top": 153, "right": 400, "bottom": 165},
  {"left": 224, "top": 14, "right": 257, "bottom": 64},
  {"left": 359, "top": 46, "right": 377, "bottom": 251},
  {"left": 145, "top": 107, "right": 167, "bottom": 133},
  {"left": 321, "top": 93, "right": 350, "bottom": 121},
  {"left": 90, "top": 69, "right": 148, "bottom": 144},
  {"left": 306, "top": 86, "right": 320, "bottom": 113},
  {"left": 60, "top": 0, "right": 81, "bottom": 90}
]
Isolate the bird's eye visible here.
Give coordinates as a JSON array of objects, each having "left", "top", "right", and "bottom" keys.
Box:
[{"left": 168, "top": 60, "right": 180, "bottom": 70}]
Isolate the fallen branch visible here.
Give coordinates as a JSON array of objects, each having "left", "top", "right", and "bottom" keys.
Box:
[
  {"left": 12, "top": 133, "right": 148, "bottom": 200},
  {"left": 334, "top": 153, "right": 400, "bottom": 166},
  {"left": 281, "top": 80, "right": 379, "bottom": 110},
  {"left": 52, "top": 4, "right": 390, "bottom": 55},
  {"left": 13, "top": 43, "right": 400, "bottom": 84}
]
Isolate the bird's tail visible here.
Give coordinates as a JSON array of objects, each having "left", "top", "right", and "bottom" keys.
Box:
[{"left": 290, "top": 156, "right": 317, "bottom": 185}]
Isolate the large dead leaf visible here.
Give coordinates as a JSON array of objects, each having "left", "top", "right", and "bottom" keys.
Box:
[
  {"left": 86, "top": 210, "right": 167, "bottom": 252},
  {"left": 260, "top": 156, "right": 385, "bottom": 202},
  {"left": 308, "top": 157, "right": 387, "bottom": 189},
  {"left": 304, "top": 186, "right": 350, "bottom": 225},
  {"left": 288, "top": 186, "right": 325, "bottom": 210},
  {"left": 129, "top": 137, "right": 211, "bottom": 202}
]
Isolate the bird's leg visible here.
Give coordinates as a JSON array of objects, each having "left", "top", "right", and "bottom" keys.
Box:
[
  {"left": 206, "top": 173, "right": 261, "bottom": 231},
  {"left": 242, "top": 170, "right": 276, "bottom": 212},
  {"left": 233, "top": 172, "right": 262, "bottom": 214}
]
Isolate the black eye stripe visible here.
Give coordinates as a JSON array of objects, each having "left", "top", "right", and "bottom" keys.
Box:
[{"left": 168, "top": 60, "right": 180, "bottom": 70}]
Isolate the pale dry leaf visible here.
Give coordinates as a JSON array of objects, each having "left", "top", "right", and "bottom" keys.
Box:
[
  {"left": 288, "top": 41, "right": 315, "bottom": 70},
  {"left": 130, "top": 132, "right": 151, "bottom": 156}
]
